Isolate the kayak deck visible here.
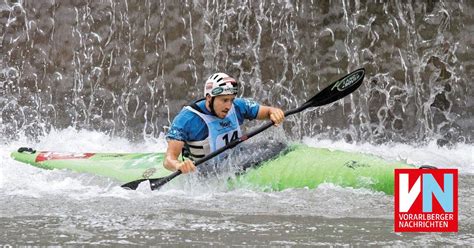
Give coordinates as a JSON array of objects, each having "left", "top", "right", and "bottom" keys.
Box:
[
  {"left": 11, "top": 144, "right": 415, "bottom": 194},
  {"left": 11, "top": 149, "right": 170, "bottom": 182},
  {"left": 230, "top": 145, "right": 412, "bottom": 194}
]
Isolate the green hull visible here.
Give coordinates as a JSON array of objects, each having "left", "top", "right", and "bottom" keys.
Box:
[
  {"left": 229, "top": 145, "right": 412, "bottom": 194},
  {"left": 11, "top": 145, "right": 414, "bottom": 194},
  {"left": 11, "top": 150, "right": 170, "bottom": 182}
]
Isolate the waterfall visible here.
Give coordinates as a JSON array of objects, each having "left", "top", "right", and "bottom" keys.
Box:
[{"left": 0, "top": 0, "right": 472, "bottom": 145}]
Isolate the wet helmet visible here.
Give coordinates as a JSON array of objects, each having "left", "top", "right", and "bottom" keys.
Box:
[
  {"left": 204, "top": 73, "right": 238, "bottom": 97},
  {"left": 204, "top": 73, "right": 238, "bottom": 117}
]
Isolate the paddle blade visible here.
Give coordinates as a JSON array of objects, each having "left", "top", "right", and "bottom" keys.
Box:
[
  {"left": 121, "top": 179, "right": 147, "bottom": 190},
  {"left": 121, "top": 176, "right": 170, "bottom": 191},
  {"left": 305, "top": 68, "right": 365, "bottom": 108}
]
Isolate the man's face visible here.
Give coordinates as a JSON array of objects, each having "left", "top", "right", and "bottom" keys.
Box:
[{"left": 207, "top": 95, "right": 235, "bottom": 118}]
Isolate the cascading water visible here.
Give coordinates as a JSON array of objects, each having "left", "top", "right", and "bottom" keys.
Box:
[
  {"left": 1, "top": 0, "right": 472, "bottom": 144},
  {"left": 0, "top": 0, "right": 473, "bottom": 246}
]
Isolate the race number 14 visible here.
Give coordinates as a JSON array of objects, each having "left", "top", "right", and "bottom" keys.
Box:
[{"left": 222, "top": 131, "right": 239, "bottom": 145}]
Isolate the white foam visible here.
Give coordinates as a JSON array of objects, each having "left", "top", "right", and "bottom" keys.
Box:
[
  {"left": 0, "top": 128, "right": 166, "bottom": 199},
  {"left": 29, "top": 127, "right": 168, "bottom": 153},
  {"left": 1, "top": 128, "right": 473, "bottom": 201}
]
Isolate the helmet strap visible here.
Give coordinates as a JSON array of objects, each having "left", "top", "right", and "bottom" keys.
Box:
[{"left": 209, "top": 97, "right": 218, "bottom": 116}]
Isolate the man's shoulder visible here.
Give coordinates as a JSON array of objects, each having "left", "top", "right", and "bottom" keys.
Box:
[
  {"left": 233, "top": 98, "right": 260, "bottom": 120},
  {"left": 234, "top": 97, "right": 259, "bottom": 108},
  {"left": 168, "top": 107, "right": 207, "bottom": 141},
  {"left": 174, "top": 107, "right": 203, "bottom": 124}
]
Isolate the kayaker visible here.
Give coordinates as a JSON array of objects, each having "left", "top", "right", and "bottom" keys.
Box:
[{"left": 164, "top": 72, "right": 285, "bottom": 173}]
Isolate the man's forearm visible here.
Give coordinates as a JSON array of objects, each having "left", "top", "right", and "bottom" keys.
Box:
[{"left": 164, "top": 156, "right": 180, "bottom": 171}]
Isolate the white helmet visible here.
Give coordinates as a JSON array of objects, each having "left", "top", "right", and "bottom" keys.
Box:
[{"left": 204, "top": 73, "right": 238, "bottom": 97}]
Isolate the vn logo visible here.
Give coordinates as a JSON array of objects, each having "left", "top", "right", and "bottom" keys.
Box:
[{"left": 394, "top": 169, "right": 458, "bottom": 232}]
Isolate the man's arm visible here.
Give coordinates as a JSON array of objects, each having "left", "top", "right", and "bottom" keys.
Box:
[
  {"left": 163, "top": 140, "right": 196, "bottom": 173},
  {"left": 256, "top": 106, "right": 285, "bottom": 125}
]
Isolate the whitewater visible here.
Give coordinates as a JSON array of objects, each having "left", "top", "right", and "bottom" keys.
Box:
[{"left": 1, "top": 129, "right": 472, "bottom": 246}]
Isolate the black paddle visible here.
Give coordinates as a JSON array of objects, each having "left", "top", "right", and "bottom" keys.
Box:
[{"left": 121, "top": 68, "right": 365, "bottom": 191}]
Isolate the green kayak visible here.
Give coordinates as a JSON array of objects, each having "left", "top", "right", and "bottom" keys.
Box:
[{"left": 11, "top": 144, "right": 414, "bottom": 194}]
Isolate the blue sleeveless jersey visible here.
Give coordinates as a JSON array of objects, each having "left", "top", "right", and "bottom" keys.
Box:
[{"left": 166, "top": 98, "right": 260, "bottom": 142}]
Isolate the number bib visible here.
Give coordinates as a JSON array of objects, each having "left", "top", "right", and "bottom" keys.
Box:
[
  {"left": 185, "top": 105, "right": 242, "bottom": 153},
  {"left": 215, "top": 130, "right": 240, "bottom": 149}
]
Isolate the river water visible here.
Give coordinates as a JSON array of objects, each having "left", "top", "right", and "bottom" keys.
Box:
[
  {"left": 0, "top": 129, "right": 473, "bottom": 245},
  {"left": 1, "top": 0, "right": 473, "bottom": 246}
]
